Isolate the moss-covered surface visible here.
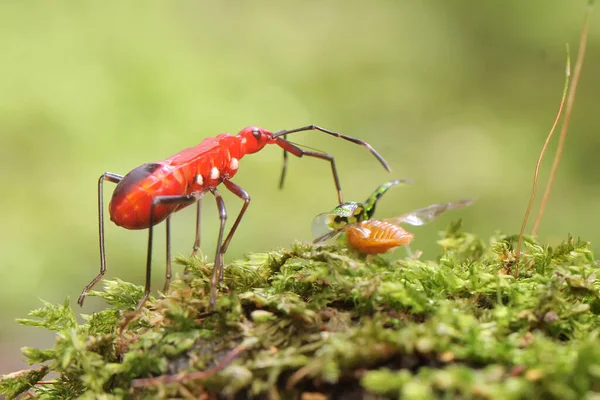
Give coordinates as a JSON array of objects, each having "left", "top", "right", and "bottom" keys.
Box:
[{"left": 2, "top": 222, "right": 600, "bottom": 399}]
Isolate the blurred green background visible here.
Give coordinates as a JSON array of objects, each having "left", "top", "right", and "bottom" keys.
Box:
[{"left": 1, "top": 1, "right": 599, "bottom": 374}]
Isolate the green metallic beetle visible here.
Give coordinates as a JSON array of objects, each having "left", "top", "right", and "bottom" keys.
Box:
[
  {"left": 312, "top": 179, "right": 474, "bottom": 244},
  {"left": 311, "top": 179, "right": 411, "bottom": 239}
]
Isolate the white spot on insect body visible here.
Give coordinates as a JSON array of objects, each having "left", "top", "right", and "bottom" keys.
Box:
[
  {"left": 210, "top": 166, "right": 220, "bottom": 180},
  {"left": 241, "top": 137, "right": 247, "bottom": 145},
  {"left": 229, "top": 157, "right": 239, "bottom": 171},
  {"left": 195, "top": 174, "right": 204, "bottom": 186}
]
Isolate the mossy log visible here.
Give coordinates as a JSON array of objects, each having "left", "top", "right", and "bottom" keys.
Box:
[{"left": 2, "top": 222, "right": 600, "bottom": 399}]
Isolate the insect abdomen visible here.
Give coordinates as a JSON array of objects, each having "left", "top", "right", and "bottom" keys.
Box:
[
  {"left": 109, "top": 163, "right": 187, "bottom": 230},
  {"left": 346, "top": 220, "right": 414, "bottom": 254}
]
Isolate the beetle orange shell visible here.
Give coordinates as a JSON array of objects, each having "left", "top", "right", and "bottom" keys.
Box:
[{"left": 345, "top": 220, "right": 414, "bottom": 255}]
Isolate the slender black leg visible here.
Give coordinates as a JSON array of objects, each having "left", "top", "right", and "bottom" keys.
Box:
[
  {"left": 119, "top": 193, "right": 203, "bottom": 331},
  {"left": 78, "top": 172, "right": 123, "bottom": 307},
  {"left": 137, "top": 193, "right": 203, "bottom": 312},
  {"left": 135, "top": 202, "right": 157, "bottom": 314},
  {"left": 274, "top": 125, "right": 391, "bottom": 199},
  {"left": 163, "top": 216, "right": 172, "bottom": 293},
  {"left": 191, "top": 201, "right": 202, "bottom": 256},
  {"left": 275, "top": 138, "right": 344, "bottom": 204},
  {"left": 278, "top": 133, "right": 289, "bottom": 189},
  {"left": 274, "top": 125, "right": 391, "bottom": 172},
  {"left": 218, "top": 180, "right": 251, "bottom": 280},
  {"left": 209, "top": 188, "right": 227, "bottom": 309}
]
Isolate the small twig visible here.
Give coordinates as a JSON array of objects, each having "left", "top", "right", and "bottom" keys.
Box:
[
  {"left": 531, "top": 2, "right": 594, "bottom": 235},
  {"left": 286, "top": 360, "right": 322, "bottom": 390},
  {"left": 515, "top": 47, "right": 571, "bottom": 265},
  {"left": 131, "top": 339, "right": 255, "bottom": 388}
]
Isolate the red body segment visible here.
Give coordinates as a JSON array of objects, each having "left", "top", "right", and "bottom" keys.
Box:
[
  {"left": 109, "top": 163, "right": 186, "bottom": 229},
  {"left": 345, "top": 219, "right": 414, "bottom": 255},
  {"left": 109, "top": 128, "right": 273, "bottom": 230}
]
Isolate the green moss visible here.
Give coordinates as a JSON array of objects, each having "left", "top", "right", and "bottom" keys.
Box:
[{"left": 2, "top": 223, "right": 600, "bottom": 399}]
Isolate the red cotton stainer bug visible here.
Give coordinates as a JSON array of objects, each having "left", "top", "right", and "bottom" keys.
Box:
[{"left": 78, "top": 125, "right": 391, "bottom": 313}]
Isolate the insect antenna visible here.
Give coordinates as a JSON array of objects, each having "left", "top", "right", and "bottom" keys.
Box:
[{"left": 313, "top": 225, "right": 347, "bottom": 244}]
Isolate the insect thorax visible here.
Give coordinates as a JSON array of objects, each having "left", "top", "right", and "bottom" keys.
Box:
[{"left": 327, "top": 202, "right": 367, "bottom": 229}]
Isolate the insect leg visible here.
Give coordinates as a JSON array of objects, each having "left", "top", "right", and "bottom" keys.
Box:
[
  {"left": 136, "top": 200, "right": 158, "bottom": 313},
  {"left": 164, "top": 216, "right": 172, "bottom": 293},
  {"left": 219, "top": 180, "right": 251, "bottom": 280},
  {"left": 274, "top": 125, "right": 391, "bottom": 172},
  {"left": 278, "top": 133, "right": 289, "bottom": 189},
  {"left": 209, "top": 188, "right": 227, "bottom": 309},
  {"left": 275, "top": 138, "right": 343, "bottom": 204},
  {"left": 78, "top": 172, "right": 123, "bottom": 307},
  {"left": 191, "top": 201, "right": 202, "bottom": 257},
  {"left": 363, "top": 179, "right": 413, "bottom": 219},
  {"left": 134, "top": 193, "right": 203, "bottom": 315}
]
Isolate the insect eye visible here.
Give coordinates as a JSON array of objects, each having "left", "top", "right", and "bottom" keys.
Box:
[{"left": 252, "top": 128, "right": 261, "bottom": 139}]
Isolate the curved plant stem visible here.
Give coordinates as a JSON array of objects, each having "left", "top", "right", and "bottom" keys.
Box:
[
  {"left": 531, "top": 3, "right": 594, "bottom": 236},
  {"left": 515, "top": 2, "right": 594, "bottom": 272},
  {"left": 515, "top": 49, "right": 570, "bottom": 266}
]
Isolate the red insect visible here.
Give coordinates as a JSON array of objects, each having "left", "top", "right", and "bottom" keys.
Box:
[{"left": 78, "top": 125, "right": 391, "bottom": 312}]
